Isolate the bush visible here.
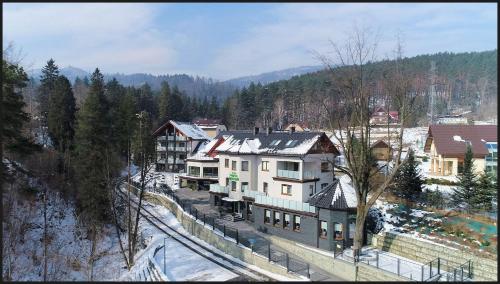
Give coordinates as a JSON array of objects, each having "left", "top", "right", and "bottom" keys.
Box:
[{"left": 421, "top": 156, "right": 429, "bottom": 162}]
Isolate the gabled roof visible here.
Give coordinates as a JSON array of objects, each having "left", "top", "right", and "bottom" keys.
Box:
[
  {"left": 214, "top": 131, "right": 339, "bottom": 157},
  {"left": 371, "top": 140, "right": 391, "bottom": 149},
  {"left": 424, "top": 125, "right": 497, "bottom": 158},
  {"left": 308, "top": 175, "right": 357, "bottom": 210},
  {"left": 153, "top": 120, "right": 211, "bottom": 140}
]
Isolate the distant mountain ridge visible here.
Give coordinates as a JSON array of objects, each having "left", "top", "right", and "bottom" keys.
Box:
[
  {"left": 224, "top": 65, "right": 325, "bottom": 88},
  {"left": 27, "top": 65, "right": 325, "bottom": 98}
]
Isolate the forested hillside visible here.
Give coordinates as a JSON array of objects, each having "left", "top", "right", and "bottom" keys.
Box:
[{"left": 221, "top": 50, "right": 497, "bottom": 130}]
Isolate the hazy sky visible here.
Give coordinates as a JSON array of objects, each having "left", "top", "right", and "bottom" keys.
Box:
[{"left": 3, "top": 3, "right": 497, "bottom": 80}]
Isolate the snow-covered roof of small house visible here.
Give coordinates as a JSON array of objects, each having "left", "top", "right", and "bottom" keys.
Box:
[
  {"left": 214, "top": 130, "right": 339, "bottom": 157},
  {"left": 308, "top": 175, "right": 357, "bottom": 210},
  {"left": 153, "top": 120, "right": 211, "bottom": 140},
  {"left": 186, "top": 139, "right": 220, "bottom": 161}
]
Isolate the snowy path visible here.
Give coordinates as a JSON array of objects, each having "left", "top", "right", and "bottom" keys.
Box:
[{"left": 116, "top": 181, "right": 299, "bottom": 281}]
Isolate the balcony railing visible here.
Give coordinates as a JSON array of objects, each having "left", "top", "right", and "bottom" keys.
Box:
[
  {"left": 157, "top": 146, "right": 166, "bottom": 151},
  {"left": 254, "top": 194, "right": 316, "bottom": 213},
  {"left": 243, "top": 190, "right": 266, "bottom": 199},
  {"left": 167, "top": 146, "right": 189, "bottom": 152},
  {"left": 167, "top": 158, "right": 185, "bottom": 164},
  {"left": 209, "top": 184, "right": 229, "bottom": 194},
  {"left": 167, "top": 135, "right": 187, "bottom": 141},
  {"left": 202, "top": 173, "right": 218, "bottom": 178},
  {"left": 277, "top": 169, "right": 300, "bottom": 179}
]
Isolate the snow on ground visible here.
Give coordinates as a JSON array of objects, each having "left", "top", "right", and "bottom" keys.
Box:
[
  {"left": 423, "top": 184, "right": 456, "bottom": 196},
  {"left": 124, "top": 185, "right": 305, "bottom": 281},
  {"left": 2, "top": 160, "right": 127, "bottom": 281},
  {"left": 131, "top": 168, "right": 179, "bottom": 190}
]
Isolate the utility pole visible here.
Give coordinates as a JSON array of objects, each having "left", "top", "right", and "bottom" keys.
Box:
[{"left": 429, "top": 61, "right": 436, "bottom": 125}]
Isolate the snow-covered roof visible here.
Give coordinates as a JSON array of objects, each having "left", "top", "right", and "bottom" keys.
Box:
[
  {"left": 186, "top": 139, "right": 219, "bottom": 161},
  {"left": 170, "top": 121, "right": 212, "bottom": 140},
  {"left": 215, "top": 131, "right": 339, "bottom": 157},
  {"left": 308, "top": 174, "right": 358, "bottom": 210}
]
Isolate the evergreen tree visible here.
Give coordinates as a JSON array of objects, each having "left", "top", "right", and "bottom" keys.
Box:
[
  {"left": 73, "top": 68, "right": 116, "bottom": 224},
  {"left": 115, "top": 89, "right": 138, "bottom": 157},
  {"left": 37, "top": 59, "right": 60, "bottom": 125},
  {"left": 473, "top": 171, "right": 496, "bottom": 211},
  {"left": 158, "top": 81, "right": 171, "bottom": 124},
  {"left": 105, "top": 78, "right": 126, "bottom": 146},
  {"left": 1, "top": 59, "right": 41, "bottom": 158},
  {"left": 390, "top": 149, "right": 424, "bottom": 202},
  {"left": 208, "top": 96, "right": 219, "bottom": 118},
  {"left": 452, "top": 145, "right": 478, "bottom": 212},
  {"left": 47, "top": 75, "right": 76, "bottom": 154}
]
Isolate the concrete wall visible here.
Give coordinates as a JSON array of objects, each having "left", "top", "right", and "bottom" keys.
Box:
[{"left": 373, "top": 232, "right": 497, "bottom": 281}]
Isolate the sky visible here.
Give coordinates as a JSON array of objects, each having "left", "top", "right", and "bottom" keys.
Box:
[{"left": 3, "top": 3, "right": 497, "bottom": 80}]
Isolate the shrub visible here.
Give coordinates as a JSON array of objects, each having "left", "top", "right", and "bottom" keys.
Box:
[{"left": 425, "top": 178, "right": 458, "bottom": 186}]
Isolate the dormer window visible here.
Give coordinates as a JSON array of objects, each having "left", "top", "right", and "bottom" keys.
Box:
[{"left": 270, "top": 140, "right": 281, "bottom": 146}]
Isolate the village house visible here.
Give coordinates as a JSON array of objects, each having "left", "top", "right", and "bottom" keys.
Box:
[
  {"left": 193, "top": 118, "right": 227, "bottom": 138},
  {"left": 371, "top": 140, "right": 393, "bottom": 161},
  {"left": 424, "top": 125, "right": 497, "bottom": 177},
  {"left": 153, "top": 120, "right": 211, "bottom": 172},
  {"left": 178, "top": 138, "right": 224, "bottom": 190},
  {"left": 207, "top": 127, "right": 364, "bottom": 251},
  {"left": 370, "top": 107, "right": 399, "bottom": 125},
  {"left": 284, "top": 122, "right": 311, "bottom": 132}
]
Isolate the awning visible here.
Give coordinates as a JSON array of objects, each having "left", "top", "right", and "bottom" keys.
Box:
[{"left": 222, "top": 197, "right": 240, "bottom": 202}]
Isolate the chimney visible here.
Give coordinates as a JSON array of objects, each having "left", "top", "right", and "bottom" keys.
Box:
[
  {"left": 253, "top": 127, "right": 259, "bottom": 135},
  {"left": 266, "top": 127, "right": 272, "bottom": 135},
  {"left": 289, "top": 126, "right": 295, "bottom": 134}
]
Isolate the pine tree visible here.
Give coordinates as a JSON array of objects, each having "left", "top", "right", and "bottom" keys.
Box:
[
  {"left": 37, "top": 59, "right": 60, "bottom": 125},
  {"left": 115, "top": 90, "right": 137, "bottom": 157},
  {"left": 47, "top": 75, "right": 76, "bottom": 153},
  {"left": 158, "top": 81, "right": 171, "bottom": 124},
  {"left": 208, "top": 96, "right": 219, "bottom": 118},
  {"left": 452, "top": 144, "right": 478, "bottom": 212},
  {"left": 473, "top": 171, "right": 496, "bottom": 211},
  {"left": 73, "top": 68, "right": 116, "bottom": 224},
  {"left": 390, "top": 149, "right": 424, "bottom": 202}
]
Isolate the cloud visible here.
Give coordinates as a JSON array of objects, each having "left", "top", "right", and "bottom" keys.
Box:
[
  {"left": 208, "top": 3, "right": 497, "bottom": 79},
  {"left": 3, "top": 3, "right": 179, "bottom": 74}
]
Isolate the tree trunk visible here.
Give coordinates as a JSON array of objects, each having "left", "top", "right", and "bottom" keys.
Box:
[{"left": 352, "top": 203, "right": 367, "bottom": 262}]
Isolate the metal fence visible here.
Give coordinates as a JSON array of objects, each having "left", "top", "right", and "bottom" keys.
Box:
[{"left": 130, "top": 180, "right": 312, "bottom": 278}]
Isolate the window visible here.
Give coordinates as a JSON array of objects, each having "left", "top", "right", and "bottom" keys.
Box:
[
  {"left": 273, "top": 211, "right": 281, "bottom": 226},
  {"left": 321, "top": 162, "right": 329, "bottom": 172},
  {"left": 225, "top": 159, "right": 229, "bottom": 168},
  {"left": 309, "top": 185, "right": 314, "bottom": 196},
  {"left": 188, "top": 166, "right": 200, "bottom": 177},
  {"left": 334, "top": 223, "right": 343, "bottom": 240},
  {"left": 231, "top": 181, "right": 237, "bottom": 191},
  {"left": 263, "top": 182, "right": 268, "bottom": 195},
  {"left": 320, "top": 221, "right": 328, "bottom": 238},
  {"left": 247, "top": 203, "right": 253, "bottom": 215},
  {"left": 264, "top": 210, "right": 271, "bottom": 223},
  {"left": 203, "top": 167, "right": 218, "bottom": 177},
  {"left": 160, "top": 153, "right": 166, "bottom": 159},
  {"left": 349, "top": 221, "right": 356, "bottom": 239},
  {"left": 241, "top": 182, "right": 248, "bottom": 192},
  {"left": 281, "top": 184, "right": 292, "bottom": 195},
  {"left": 179, "top": 154, "right": 186, "bottom": 160},
  {"left": 293, "top": 215, "right": 301, "bottom": 231},
  {"left": 179, "top": 142, "right": 185, "bottom": 147},
  {"left": 270, "top": 140, "right": 282, "bottom": 146},
  {"left": 283, "top": 213, "right": 291, "bottom": 229},
  {"left": 241, "top": 161, "right": 249, "bottom": 171},
  {"left": 285, "top": 140, "right": 298, "bottom": 147},
  {"left": 261, "top": 161, "right": 269, "bottom": 171},
  {"left": 225, "top": 177, "right": 229, "bottom": 186},
  {"left": 232, "top": 161, "right": 237, "bottom": 171},
  {"left": 282, "top": 161, "right": 299, "bottom": 171},
  {"left": 321, "top": 183, "right": 328, "bottom": 190},
  {"left": 160, "top": 142, "right": 166, "bottom": 147}
]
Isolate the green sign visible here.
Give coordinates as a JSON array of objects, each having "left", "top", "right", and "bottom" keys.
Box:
[{"left": 228, "top": 172, "right": 239, "bottom": 181}]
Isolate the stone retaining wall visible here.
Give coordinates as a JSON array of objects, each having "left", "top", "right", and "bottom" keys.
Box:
[
  {"left": 372, "top": 232, "right": 497, "bottom": 281},
  {"left": 142, "top": 192, "right": 302, "bottom": 280}
]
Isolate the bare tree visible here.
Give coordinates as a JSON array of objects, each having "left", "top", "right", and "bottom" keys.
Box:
[{"left": 316, "top": 26, "right": 416, "bottom": 260}]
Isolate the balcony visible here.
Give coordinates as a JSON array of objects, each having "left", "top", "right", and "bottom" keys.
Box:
[
  {"left": 277, "top": 169, "right": 300, "bottom": 179},
  {"left": 167, "top": 135, "right": 187, "bottom": 141},
  {"left": 167, "top": 157, "right": 185, "bottom": 164},
  {"left": 303, "top": 170, "right": 321, "bottom": 179},
  {"left": 254, "top": 195, "right": 316, "bottom": 213},
  {"left": 209, "top": 184, "right": 229, "bottom": 194},
  {"left": 167, "top": 146, "right": 188, "bottom": 152},
  {"left": 157, "top": 146, "right": 166, "bottom": 151}
]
